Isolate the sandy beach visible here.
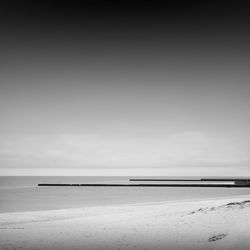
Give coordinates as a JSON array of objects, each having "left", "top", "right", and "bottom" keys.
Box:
[{"left": 1, "top": 195, "right": 250, "bottom": 250}]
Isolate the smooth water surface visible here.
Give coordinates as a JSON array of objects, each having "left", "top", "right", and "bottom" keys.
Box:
[{"left": 1, "top": 176, "right": 250, "bottom": 213}]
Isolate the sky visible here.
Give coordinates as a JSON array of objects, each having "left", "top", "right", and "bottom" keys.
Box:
[{"left": 0, "top": 1, "right": 250, "bottom": 176}]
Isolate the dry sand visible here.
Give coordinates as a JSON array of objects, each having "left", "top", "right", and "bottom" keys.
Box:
[{"left": 1, "top": 195, "right": 250, "bottom": 250}]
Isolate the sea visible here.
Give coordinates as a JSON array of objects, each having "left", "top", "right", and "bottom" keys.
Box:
[{"left": 1, "top": 176, "right": 250, "bottom": 213}]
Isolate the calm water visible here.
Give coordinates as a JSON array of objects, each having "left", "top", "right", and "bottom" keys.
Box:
[{"left": 1, "top": 176, "right": 250, "bottom": 213}]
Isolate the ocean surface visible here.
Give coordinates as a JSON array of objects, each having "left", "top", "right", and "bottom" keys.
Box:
[{"left": 1, "top": 176, "right": 250, "bottom": 213}]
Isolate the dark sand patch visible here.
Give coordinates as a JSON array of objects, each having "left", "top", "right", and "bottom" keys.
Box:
[
  {"left": 188, "top": 200, "right": 250, "bottom": 215},
  {"left": 208, "top": 233, "right": 227, "bottom": 242}
]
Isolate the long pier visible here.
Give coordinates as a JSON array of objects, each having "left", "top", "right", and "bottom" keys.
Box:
[
  {"left": 38, "top": 177, "right": 250, "bottom": 187},
  {"left": 38, "top": 183, "right": 250, "bottom": 188}
]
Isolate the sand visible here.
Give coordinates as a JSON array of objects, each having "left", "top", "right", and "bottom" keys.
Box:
[{"left": 1, "top": 195, "right": 250, "bottom": 250}]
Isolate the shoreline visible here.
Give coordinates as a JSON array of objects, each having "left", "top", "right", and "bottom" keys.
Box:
[
  {"left": 1, "top": 193, "right": 250, "bottom": 215},
  {"left": 2, "top": 185, "right": 250, "bottom": 213}
]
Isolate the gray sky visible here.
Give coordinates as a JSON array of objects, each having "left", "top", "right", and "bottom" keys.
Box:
[{"left": 0, "top": 2, "right": 250, "bottom": 175}]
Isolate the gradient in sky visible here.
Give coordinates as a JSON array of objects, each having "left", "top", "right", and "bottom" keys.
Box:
[{"left": 0, "top": 1, "right": 250, "bottom": 176}]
